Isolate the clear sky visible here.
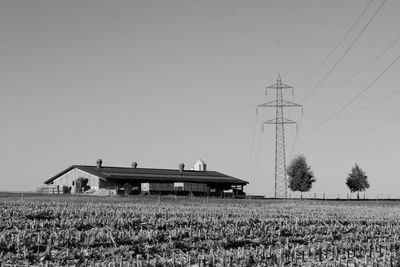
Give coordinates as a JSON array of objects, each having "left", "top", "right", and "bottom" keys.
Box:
[{"left": 1, "top": 0, "right": 399, "bottom": 198}]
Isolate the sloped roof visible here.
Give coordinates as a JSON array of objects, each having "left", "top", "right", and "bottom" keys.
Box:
[{"left": 44, "top": 165, "right": 248, "bottom": 185}]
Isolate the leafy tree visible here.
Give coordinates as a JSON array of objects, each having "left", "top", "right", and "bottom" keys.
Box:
[
  {"left": 62, "top": 185, "right": 71, "bottom": 194},
  {"left": 346, "top": 164, "right": 370, "bottom": 199},
  {"left": 76, "top": 177, "right": 90, "bottom": 193},
  {"left": 287, "top": 154, "right": 316, "bottom": 199},
  {"left": 123, "top": 183, "right": 133, "bottom": 196}
]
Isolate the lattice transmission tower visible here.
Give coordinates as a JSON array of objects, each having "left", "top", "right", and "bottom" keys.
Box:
[{"left": 257, "top": 76, "right": 302, "bottom": 198}]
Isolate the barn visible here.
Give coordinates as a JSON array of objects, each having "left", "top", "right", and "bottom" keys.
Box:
[{"left": 43, "top": 159, "right": 248, "bottom": 196}]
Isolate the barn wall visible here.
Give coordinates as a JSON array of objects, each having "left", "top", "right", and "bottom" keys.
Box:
[
  {"left": 99, "top": 180, "right": 119, "bottom": 190},
  {"left": 141, "top": 182, "right": 210, "bottom": 193},
  {"left": 52, "top": 168, "right": 100, "bottom": 193}
]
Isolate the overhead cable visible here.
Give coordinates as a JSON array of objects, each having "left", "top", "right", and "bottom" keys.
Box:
[
  {"left": 298, "top": 0, "right": 387, "bottom": 103},
  {"left": 250, "top": 101, "right": 266, "bottom": 182},
  {"left": 301, "top": 53, "right": 400, "bottom": 136},
  {"left": 333, "top": 36, "right": 400, "bottom": 89},
  {"left": 338, "top": 87, "right": 400, "bottom": 118},
  {"left": 247, "top": 109, "right": 259, "bottom": 180},
  {"left": 334, "top": 115, "right": 400, "bottom": 139},
  {"left": 288, "top": 111, "right": 303, "bottom": 161},
  {"left": 295, "top": 0, "right": 374, "bottom": 90},
  {"left": 286, "top": 0, "right": 340, "bottom": 67}
]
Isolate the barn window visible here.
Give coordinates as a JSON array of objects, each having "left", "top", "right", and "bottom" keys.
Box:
[
  {"left": 174, "top": 182, "right": 184, "bottom": 191},
  {"left": 72, "top": 181, "right": 75, "bottom": 186},
  {"left": 141, "top": 183, "right": 150, "bottom": 192}
]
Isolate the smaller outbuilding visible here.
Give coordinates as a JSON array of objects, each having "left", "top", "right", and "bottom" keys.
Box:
[{"left": 43, "top": 159, "right": 248, "bottom": 197}]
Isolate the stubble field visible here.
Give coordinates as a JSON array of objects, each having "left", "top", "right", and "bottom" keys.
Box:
[{"left": 1, "top": 194, "right": 400, "bottom": 266}]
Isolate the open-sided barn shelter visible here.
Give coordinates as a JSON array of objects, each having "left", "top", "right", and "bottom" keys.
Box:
[{"left": 44, "top": 159, "right": 248, "bottom": 196}]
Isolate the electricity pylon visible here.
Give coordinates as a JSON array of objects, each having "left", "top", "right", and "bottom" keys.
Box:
[{"left": 257, "top": 75, "right": 302, "bottom": 198}]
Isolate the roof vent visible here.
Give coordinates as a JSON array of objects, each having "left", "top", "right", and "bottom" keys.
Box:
[
  {"left": 96, "top": 159, "right": 102, "bottom": 169},
  {"left": 131, "top": 162, "right": 138, "bottom": 168},
  {"left": 179, "top": 163, "right": 185, "bottom": 172}
]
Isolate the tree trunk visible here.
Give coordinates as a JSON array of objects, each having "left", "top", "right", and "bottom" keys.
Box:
[{"left": 357, "top": 192, "right": 360, "bottom": 200}]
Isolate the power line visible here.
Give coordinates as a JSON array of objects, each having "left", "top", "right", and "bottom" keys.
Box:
[
  {"left": 333, "top": 115, "right": 400, "bottom": 139},
  {"left": 286, "top": 0, "right": 340, "bottom": 67},
  {"left": 338, "top": 87, "right": 400, "bottom": 118},
  {"left": 301, "top": 53, "right": 400, "bottom": 135},
  {"left": 298, "top": 0, "right": 387, "bottom": 103},
  {"left": 289, "top": 112, "right": 303, "bottom": 161},
  {"left": 250, "top": 103, "right": 266, "bottom": 182},
  {"left": 251, "top": 125, "right": 264, "bottom": 186},
  {"left": 246, "top": 109, "right": 259, "bottom": 181},
  {"left": 295, "top": 0, "right": 374, "bottom": 90},
  {"left": 332, "top": 36, "right": 400, "bottom": 89}
]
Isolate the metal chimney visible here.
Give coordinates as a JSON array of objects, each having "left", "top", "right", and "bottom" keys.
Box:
[
  {"left": 96, "top": 159, "right": 102, "bottom": 169},
  {"left": 179, "top": 163, "right": 185, "bottom": 172}
]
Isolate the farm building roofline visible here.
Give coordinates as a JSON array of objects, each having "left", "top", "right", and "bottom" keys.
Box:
[{"left": 44, "top": 165, "right": 248, "bottom": 185}]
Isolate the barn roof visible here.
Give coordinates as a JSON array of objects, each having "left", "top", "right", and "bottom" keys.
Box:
[{"left": 44, "top": 165, "right": 248, "bottom": 185}]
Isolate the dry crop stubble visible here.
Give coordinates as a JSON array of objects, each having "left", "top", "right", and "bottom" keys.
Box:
[{"left": 0, "top": 196, "right": 400, "bottom": 266}]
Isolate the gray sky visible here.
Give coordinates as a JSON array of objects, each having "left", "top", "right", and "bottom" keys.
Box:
[{"left": 1, "top": 0, "right": 399, "bottom": 197}]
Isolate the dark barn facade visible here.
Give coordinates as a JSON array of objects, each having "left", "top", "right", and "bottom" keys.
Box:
[{"left": 44, "top": 160, "right": 248, "bottom": 197}]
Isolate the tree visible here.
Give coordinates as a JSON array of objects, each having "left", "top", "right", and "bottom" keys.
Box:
[
  {"left": 287, "top": 154, "right": 316, "bottom": 198},
  {"left": 346, "top": 164, "right": 370, "bottom": 199},
  {"left": 123, "top": 183, "right": 133, "bottom": 196},
  {"left": 62, "top": 185, "right": 71, "bottom": 194},
  {"left": 76, "top": 177, "right": 90, "bottom": 193}
]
